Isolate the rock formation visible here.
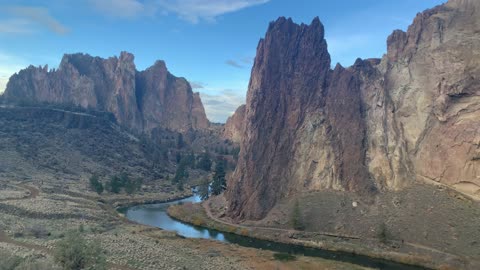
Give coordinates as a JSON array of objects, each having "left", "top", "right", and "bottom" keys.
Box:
[
  {"left": 226, "top": 0, "right": 480, "bottom": 220},
  {"left": 3, "top": 52, "right": 209, "bottom": 133},
  {"left": 223, "top": 104, "right": 246, "bottom": 143}
]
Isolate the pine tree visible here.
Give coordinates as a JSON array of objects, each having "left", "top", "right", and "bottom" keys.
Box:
[
  {"left": 211, "top": 160, "right": 226, "bottom": 195},
  {"left": 177, "top": 178, "right": 184, "bottom": 191},
  {"left": 197, "top": 152, "right": 212, "bottom": 171},
  {"left": 173, "top": 161, "right": 189, "bottom": 185},
  {"left": 108, "top": 175, "right": 122, "bottom": 194},
  {"left": 89, "top": 175, "right": 104, "bottom": 195},
  {"left": 177, "top": 133, "right": 185, "bottom": 149},
  {"left": 198, "top": 178, "right": 210, "bottom": 200}
]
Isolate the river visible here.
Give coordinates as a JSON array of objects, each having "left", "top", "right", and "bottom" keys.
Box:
[{"left": 120, "top": 193, "right": 428, "bottom": 270}]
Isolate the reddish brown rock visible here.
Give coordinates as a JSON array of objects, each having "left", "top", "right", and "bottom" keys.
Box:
[
  {"left": 226, "top": 0, "right": 480, "bottom": 220},
  {"left": 223, "top": 104, "right": 246, "bottom": 143},
  {"left": 226, "top": 17, "right": 375, "bottom": 220},
  {"left": 3, "top": 52, "right": 209, "bottom": 133}
]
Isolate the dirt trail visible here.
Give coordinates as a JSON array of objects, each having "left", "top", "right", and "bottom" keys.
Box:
[
  {"left": 0, "top": 183, "right": 39, "bottom": 202},
  {"left": 19, "top": 184, "right": 39, "bottom": 199},
  {"left": 203, "top": 200, "right": 359, "bottom": 239},
  {"left": 202, "top": 200, "right": 455, "bottom": 259}
]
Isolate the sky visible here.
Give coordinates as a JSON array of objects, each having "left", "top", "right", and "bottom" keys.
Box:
[{"left": 0, "top": 0, "right": 446, "bottom": 123}]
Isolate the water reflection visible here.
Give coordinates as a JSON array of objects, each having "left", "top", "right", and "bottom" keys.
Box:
[
  {"left": 125, "top": 194, "right": 228, "bottom": 242},
  {"left": 122, "top": 193, "right": 428, "bottom": 270}
]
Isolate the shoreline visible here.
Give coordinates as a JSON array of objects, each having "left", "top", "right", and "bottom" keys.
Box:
[
  {"left": 166, "top": 201, "right": 468, "bottom": 270},
  {"left": 113, "top": 192, "right": 193, "bottom": 210}
]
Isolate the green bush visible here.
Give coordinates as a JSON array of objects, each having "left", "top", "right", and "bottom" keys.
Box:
[
  {"left": 106, "top": 173, "right": 141, "bottom": 195},
  {"left": 15, "top": 260, "right": 60, "bottom": 270},
  {"left": 0, "top": 250, "right": 21, "bottom": 270},
  {"left": 291, "top": 199, "right": 305, "bottom": 230},
  {"left": 273, "top": 253, "right": 296, "bottom": 261},
  {"left": 89, "top": 175, "right": 103, "bottom": 195},
  {"left": 54, "top": 230, "right": 106, "bottom": 270},
  {"left": 378, "top": 222, "right": 388, "bottom": 244}
]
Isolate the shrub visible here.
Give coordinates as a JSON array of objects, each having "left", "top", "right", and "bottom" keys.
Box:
[
  {"left": 27, "top": 225, "right": 49, "bottom": 239},
  {"left": 15, "top": 260, "right": 60, "bottom": 270},
  {"left": 291, "top": 199, "right": 305, "bottom": 230},
  {"left": 54, "top": 230, "right": 106, "bottom": 270},
  {"left": 239, "top": 228, "right": 250, "bottom": 236},
  {"left": 191, "top": 216, "right": 205, "bottom": 226},
  {"left": 273, "top": 253, "right": 297, "bottom": 261},
  {"left": 0, "top": 250, "right": 21, "bottom": 270},
  {"left": 378, "top": 222, "right": 388, "bottom": 244}
]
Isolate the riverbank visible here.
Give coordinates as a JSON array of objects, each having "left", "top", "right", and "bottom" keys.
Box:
[
  {"left": 167, "top": 199, "right": 470, "bottom": 270},
  {"left": 0, "top": 179, "right": 380, "bottom": 270},
  {"left": 112, "top": 191, "right": 193, "bottom": 209}
]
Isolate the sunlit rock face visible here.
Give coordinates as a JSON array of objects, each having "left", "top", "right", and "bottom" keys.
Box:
[
  {"left": 3, "top": 52, "right": 209, "bottom": 133},
  {"left": 223, "top": 104, "right": 246, "bottom": 144},
  {"left": 226, "top": 0, "right": 480, "bottom": 220}
]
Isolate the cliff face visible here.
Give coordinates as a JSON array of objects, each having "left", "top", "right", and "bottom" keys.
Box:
[
  {"left": 3, "top": 52, "right": 209, "bottom": 133},
  {"left": 226, "top": 0, "right": 480, "bottom": 220},
  {"left": 223, "top": 104, "right": 246, "bottom": 143}
]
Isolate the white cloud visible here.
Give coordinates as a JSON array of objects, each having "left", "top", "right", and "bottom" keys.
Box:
[
  {"left": 226, "top": 59, "right": 244, "bottom": 68},
  {"left": 0, "top": 19, "right": 32, "bottom": 34},
  {"left": 86, "top": 0, "right": 269, "bottom": 23},
  {"left": 0, "top": 6, "right": 69, "bottom": 35},
  {"left": 199, "top": 89, "right": 245, "bottom": 123},
  {"left": 88, "top": 0, "right": 146, "bottom": 18},
  {"left": 156, "top": 0, "right": 269, "bottom": 23}
]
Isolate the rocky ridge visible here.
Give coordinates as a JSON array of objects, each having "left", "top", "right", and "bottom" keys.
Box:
[
  {"left": 226, "top": 0, "right": 480, "bottom": 220},
  {"left": 2, "top": 52, "right": 209, "bottom": 133}
]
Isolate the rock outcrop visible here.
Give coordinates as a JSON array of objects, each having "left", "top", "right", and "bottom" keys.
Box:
[
  {"left": 223, "top": 105, "right": 246, "bottom": 143},
  {"left": 226, "top": 0, "right": 480, "bottom": 220},
  {"left": 3, "top": 52, "right": 209, "bottom": 133}
]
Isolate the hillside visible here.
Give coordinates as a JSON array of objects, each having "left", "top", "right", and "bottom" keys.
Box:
[{"left": 0, "top": 105, "right": 171, "bottom": 182}]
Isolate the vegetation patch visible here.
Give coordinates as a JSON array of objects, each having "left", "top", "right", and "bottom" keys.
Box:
[{"left": 273, "top": 252, "right": 297, "bottom": 261}]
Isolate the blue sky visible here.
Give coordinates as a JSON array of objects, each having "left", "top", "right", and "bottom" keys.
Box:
[{"left": 0, "top": 0, "right": 445, "bottom": 122}]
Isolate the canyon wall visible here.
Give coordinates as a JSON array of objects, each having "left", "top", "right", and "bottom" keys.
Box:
[{"left": 226, "top": 0, "right": 480, "bottom": 220}]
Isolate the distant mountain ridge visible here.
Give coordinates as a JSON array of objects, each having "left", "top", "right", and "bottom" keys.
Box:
[{"left": 2, "top": 52, "right": 209, "bottom": 133}]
